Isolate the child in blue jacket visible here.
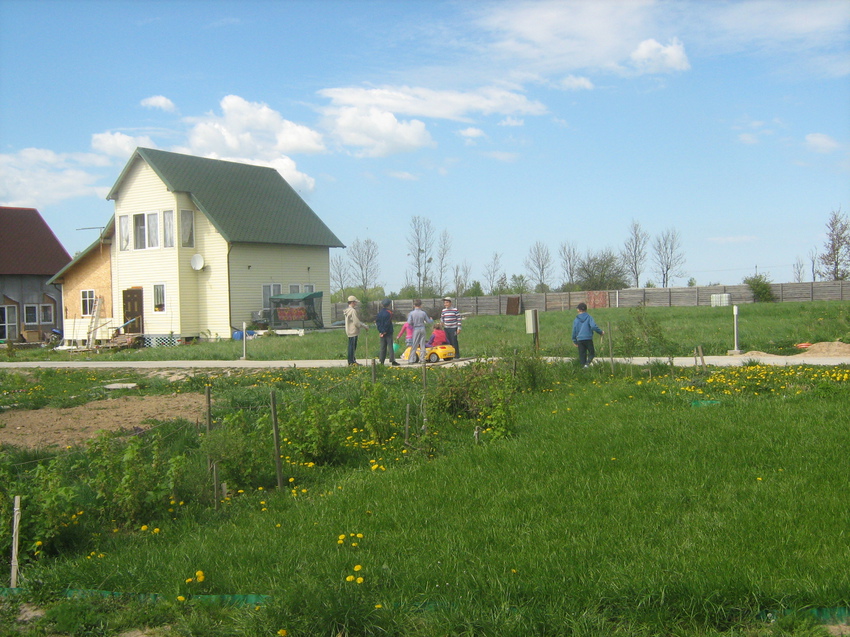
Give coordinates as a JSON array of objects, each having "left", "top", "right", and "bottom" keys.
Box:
[{"left": 572, "top": 302, "right": 604, "bottom": 367}]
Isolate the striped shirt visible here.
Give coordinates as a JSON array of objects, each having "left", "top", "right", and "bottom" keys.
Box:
[{"left": 441, "top": 306, "right": 462, "bottom": 330}]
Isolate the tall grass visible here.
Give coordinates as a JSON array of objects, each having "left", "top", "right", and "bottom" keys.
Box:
[{"left": 7, "top": 362, "right": 848, "bottom": 635}]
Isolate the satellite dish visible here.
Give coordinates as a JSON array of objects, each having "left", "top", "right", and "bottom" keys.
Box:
[{"left": 190, "top": 254, "right": 205, "bottom": 271}]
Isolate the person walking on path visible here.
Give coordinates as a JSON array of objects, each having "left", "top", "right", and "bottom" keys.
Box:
[
  {"left": 406, "top": 299, "right": 433, "bottom": 364},
  {"left": 441, "top": 297, "right": 462, "bottom": 357},
  {"left": 572, "top": 302, "right": 604, "bottom": 367},
  {"left": 344, "top": 296, "right": 369, "bottom": 366},
  {"left": 376, "top": 299, "right": 399, "bottom": 366}
]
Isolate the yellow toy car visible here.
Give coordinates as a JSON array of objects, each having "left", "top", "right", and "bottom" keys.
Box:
[{"left": 401, "top": 344, "right": 456, "bottom": 363}]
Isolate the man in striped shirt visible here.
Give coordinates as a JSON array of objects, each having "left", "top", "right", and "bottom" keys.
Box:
[{"left": 441, "top": 297, "right": 462, "bottom": 358}]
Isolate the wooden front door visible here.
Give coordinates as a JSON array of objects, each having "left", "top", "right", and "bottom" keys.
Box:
[{"left": 123, "top": 288, "right": 144, "bottom": 334}]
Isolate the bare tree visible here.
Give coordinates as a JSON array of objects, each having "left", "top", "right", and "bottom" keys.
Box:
[
  {"left": 558, "top": 241, "right": 580, "bottom": 289},
  {"left": 406, "top": 216, "right": 435, "bottom": 295},
  {"left": 792, "top": 256, "right": 805, "bottom": 283},
  {"left": 575, "top": 248, "right": 629, "bottom": 290},
  {"left": 330, "top": 253, "right": 351, "bottom": 297},
  {"left": 808, "top": 247, "right": 819, "bottom": 282},
  {"left": 483, "top": 252, "right": 503, "bottom": 295},
  {"left": 524, "top": 241, "right": 553, "bottom": 292},
  {"left": 452, "top": 260, "right": 472, "bottom": 297},
  {"left": 818, "top": 208, "right": 850, "bottom": 280},
  {"left": 621, "top": 220, "right": 649, "bottom": 288},
  {"left": 435, "top": 229, "right": 452, "bottom": 296},
  {"left": 348, "top": 237, "right": 380, "bottom": 300},
  {"left": 652, "top": 227, "right": 686, "bottom": 288}
]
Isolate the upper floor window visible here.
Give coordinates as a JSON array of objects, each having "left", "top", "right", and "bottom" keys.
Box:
[
  {"left": 119, "top": 216, "right": 130, "bottom": 251},
  {"left": 181, "top": 209, "right": 194, "bottom": 247},
  {"left": 163, "top": 210, "right": 175, "bottom": 248}
]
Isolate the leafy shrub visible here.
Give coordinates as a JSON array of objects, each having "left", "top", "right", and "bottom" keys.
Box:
[
  {"left": 615, "top": 304, "right": 674, "bottom": 359},
  {"left": 743, "top": 273, "right": 776, "bottom": 302}
]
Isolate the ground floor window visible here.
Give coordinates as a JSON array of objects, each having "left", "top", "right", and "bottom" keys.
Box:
[
  {"left": 262, "top": 283, "right": 282, "bottom": 309},
  {"left": 0, "top": 305, "right": 18, "bottom": 340},
  {"left": 24, "top": 304, "right": 38, "bottom": 325},
  {"left": 40, "top": 304, "right": 54, "bottom": 324},
  {"left": 81, "top": 290, "right": 95, "bottom": 316},
  {"left": 289, "top": 284, "right": 301, "bottom": 294},
  {"left": 303, "top": 284, "right": 315, "bottom": 293},
  {"left": 154, "top": 284, "right": 166, "bottom": 312}
]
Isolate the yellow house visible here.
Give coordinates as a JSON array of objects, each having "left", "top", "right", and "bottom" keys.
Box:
[{"left": 52, "top": 148, "right": 343, "bottom": 345}]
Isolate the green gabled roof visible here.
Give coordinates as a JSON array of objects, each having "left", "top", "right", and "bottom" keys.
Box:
[{"left": 107, "top": 148, "right": 344, "bottom": 248}]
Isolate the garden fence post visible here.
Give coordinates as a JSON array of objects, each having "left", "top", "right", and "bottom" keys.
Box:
[
  {"left": 10, "top": 495, "right": 21, "bottom": 588},
  {"left": 271, "top": 391, "right": 284, "bottom": 490},
  {"left": 206, "top": 387, "right": 219, "bottom": 509},
  {"left": 371, "top": 358, "right": 376, "bottom": 383}
]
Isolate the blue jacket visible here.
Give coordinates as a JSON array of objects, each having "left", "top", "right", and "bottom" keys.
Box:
[
  {"left": 572, "top": 312, "right": 602, "bottom": 343},
  {"left": 375, "top": 308, "right": 393, "bottom": 335}
]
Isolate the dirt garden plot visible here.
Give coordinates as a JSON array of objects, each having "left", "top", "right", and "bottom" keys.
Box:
[{"left": 0, "top": 392, "right": 208, "bottom": 449}]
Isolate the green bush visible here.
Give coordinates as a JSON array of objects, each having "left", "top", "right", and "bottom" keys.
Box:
[{"left": 743, "top": 273, "right": 777, "bottom": 302}]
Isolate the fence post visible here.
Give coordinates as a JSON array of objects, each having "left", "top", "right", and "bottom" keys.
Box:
[
  {"left": 10, "top": 495, "right": 21, "bottom": 588},
  {"left": 271, "top": 391, "right": 284, "bottom": 491}
]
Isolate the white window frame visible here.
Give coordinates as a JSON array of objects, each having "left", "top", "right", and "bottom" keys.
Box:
[
  {"left": 262, "top": 283, "right": 282, "bottom": 310},
  {"left": 0, "top": 305, "right": 18, "bottom": 341},
  {"left": 81, "top": 290, "right": 95, "bottom": 316},
  {"left": 133, "top": 214, "right": 146, "bottom": 250},
  {"left": 153, "top": 284, "right": 166, "bottom": 313},
  {"left": 303, "top": 284, "right": 315, "bottom": 293},
  {"left": 146, "top": 212, "right": 159, "bottom": 248},
  {"left": 119, "top": 215, "right": 130, "bottom": 251},
  {"left": 23, "top": 304, "right": 39, "bottom": 325},
  {"left": 40, "top": 304, "right": 54, "bottom": 324},
  {"left": 163, "top": 210, "right": 175, "bottom": 248},
  {"left": 181, "top": 209, "right": 194, "bottom": 248},
  {"left": 289, "top": 284, "right": 301, "bottom": 294}
]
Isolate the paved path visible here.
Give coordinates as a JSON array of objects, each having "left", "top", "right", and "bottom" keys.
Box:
[{"left": 1, "top": 354, "right": 849, "bottom": 370}]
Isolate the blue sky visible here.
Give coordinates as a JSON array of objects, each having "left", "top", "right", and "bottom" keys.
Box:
[{"left": 1, "top": 0, "right": 848, "bottom": 293}]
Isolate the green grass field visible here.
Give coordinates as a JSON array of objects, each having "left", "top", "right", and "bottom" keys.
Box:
[
  {"left": 1, "top": 305, "right": 849, "bottom": 636},
  {"left": 6, "top": 300, "right": 850, "bottom": 362}
]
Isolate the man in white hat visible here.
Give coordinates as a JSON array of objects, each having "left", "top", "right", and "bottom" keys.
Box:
[{"left": 344, "top": 296, "right": 368, "bottom": 365}]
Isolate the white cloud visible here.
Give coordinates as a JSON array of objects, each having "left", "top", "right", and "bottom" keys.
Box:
[
  {"left": 324, "top": 106, "right": 434, "bottom": 158},
  {"left": 805, "top": 133, "right": 840, "bottom": 153},
  {"left": 91, "top": 131, "right": 156, "bottom": 158},
  {"left": 185, "top": 95, "right": 325, "bottom": 158},
  {"left": 483, "top": 151, "right": 518, "bottom": 162},
  {"left": 141, "top": 95, "right": 177, "bottom": 112},
  {"left": 388, "top": 171, "right": 418, "bottom": 181},
  {"left": 458, "top": 127, "right": 486, "bottom": 138},
  {"left": 319, "top": 85, "right": 547, "bottom": 121},
  {"left": 0, "top": 148, "right": 110, "bottom": 207},
  {"left": 738, "top": 133, "right": 759, "bottom": 145},
  {"left": 499, "top": 117, "right": 524, "bottom": 127},
  {"left": 559, "top": 75, "right": 594, "bottom": 90},
  {"left": 629, "top": 38, "right": 690, "bottom": 74}
]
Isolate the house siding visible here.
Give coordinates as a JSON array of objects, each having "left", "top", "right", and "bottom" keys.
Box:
[
  {"left": 229, "top": 244, "right": 332, "bottom": 328},
  {"left": 59, "top": 242, "right": 113, "bottom": 342},
  {"left": 111, "top": 160, "right": 183, "bottom": 337},
  {"left": 176, "top": 196, "right": 232, "bottom": 339}
]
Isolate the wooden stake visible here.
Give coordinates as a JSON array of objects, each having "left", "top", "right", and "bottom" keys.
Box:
[
  {"left": 697, "top": 345, "right": 707, "bottom": 372},
  {"left": 10, "top": 495, "right": 21, "bottom": 588},
  {"left": 271, "top": 391, "right": 284, "bottom": 491},
  {"left": 371, "top": 358, "right": 377, "bottom": 383},
  {"left": 607, "top": 322, "right": 614, "bottom": 374}
]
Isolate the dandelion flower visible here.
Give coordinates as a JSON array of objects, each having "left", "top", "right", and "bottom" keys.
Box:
[
  {"left": 356, "top": 577, "right": 364, "bottom": 584},
  {"left": 278, "top": 631, "right": 288, "bottom": 637},
  {"left": 375, "top": 604, "right": 382, "bottom": 609},
  {"left": 354, "top": 564, "right": 362, "bottom": 571},
  {"left": 140, "top": 525, "right": 148, "bottom": 532},
  {"left": 346, "top": 575, "right": 355, "bottom": 582},
  {"left": 177, "top": 595, "right": 186, "bottom": 602}
]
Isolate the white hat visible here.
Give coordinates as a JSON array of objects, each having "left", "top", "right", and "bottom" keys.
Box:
[{"left": 347, "top": 295, "right": 359, "bottom": 303}]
